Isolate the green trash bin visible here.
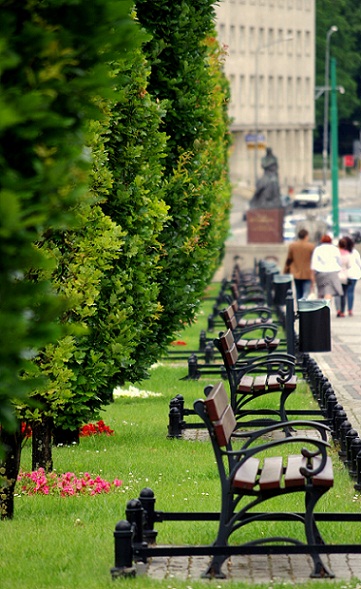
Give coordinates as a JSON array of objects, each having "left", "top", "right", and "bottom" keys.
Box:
[
  {"left": 273, "top": 274, "right": 293, "bottom": 306},
  {"left": 298, "top": 299, "right": 331, "bottom": 352}
]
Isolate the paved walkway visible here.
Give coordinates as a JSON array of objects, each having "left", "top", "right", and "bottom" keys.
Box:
[
  {"left": 311, "top": 281, "right": 361, "bottom": 435},
  {"left": 138, "top": 283, "right": 361, "bottom": 584}
]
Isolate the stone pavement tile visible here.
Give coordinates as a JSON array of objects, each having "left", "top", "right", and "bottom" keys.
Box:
[{"left": 141, "top": 553, "right": 360, "bottom": 583}]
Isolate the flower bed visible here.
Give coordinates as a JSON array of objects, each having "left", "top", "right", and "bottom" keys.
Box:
[{"left": 17, "top": 468, "right": 122, "bottom": 497}]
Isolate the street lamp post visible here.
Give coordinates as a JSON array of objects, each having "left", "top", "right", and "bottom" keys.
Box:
[
  {"left": 322, "top": 25, "right": 338, "bottom": 187},
  {"left": 330, "top": 57, "right": 339, "bottom": 238},
  {"left": 254, "top": 36, "right": 293, "bottom": 187}
]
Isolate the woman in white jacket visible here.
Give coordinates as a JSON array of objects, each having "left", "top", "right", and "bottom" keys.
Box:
[
  {"left": 344, "top": 236, "right": 361, "bottom": 316},
  {"left": 311, "top": 234, "right": 343, "bottom": 300}
]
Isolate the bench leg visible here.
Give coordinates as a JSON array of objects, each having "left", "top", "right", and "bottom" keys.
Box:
[
  {"left": 201, "top": 551, "right": 228, "bottom": 579},
  {"left": 305, "top": 489, "right": 335, "bottom": 578}
]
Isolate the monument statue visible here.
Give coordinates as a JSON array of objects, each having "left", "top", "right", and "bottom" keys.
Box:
[{"left": 249, "top": 147, "right": 282, "bottom": 209}]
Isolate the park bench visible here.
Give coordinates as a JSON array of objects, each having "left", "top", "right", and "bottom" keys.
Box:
[
  {"left": 193, "top": 381, "right": 335, "bottom": 579},
  {"left": 112, "top": 382, "right": 336, "bottom": 580},
  {"left": 219, "top": 303, "right": 281, "bottom": 353},
  {"left": 214, "top": 328, "right": 297, "bottom": 428}
]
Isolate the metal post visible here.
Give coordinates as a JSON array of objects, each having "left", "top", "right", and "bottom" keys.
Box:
[
  {"left": 110, "top": 520, "right": 135, "bottom": 578},
  {"left": 285, "top": 289, "right": 295, "bottom": 356},
  {"left": 330, "top": 57, "right": 339, "bottom": 238},
  {"left": 322, "top": 26, "right": 338, "bottom": 187}
]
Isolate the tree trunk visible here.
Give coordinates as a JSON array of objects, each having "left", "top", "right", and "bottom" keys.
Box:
[
  {"left": 0, "top": 424, "right": 23, "bottom": 520},
  {"left": 32, "top": 416, "right": 53, "bottom": 472}
]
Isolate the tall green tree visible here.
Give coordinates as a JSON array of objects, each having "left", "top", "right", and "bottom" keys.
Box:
[
  {"left": 315, "top": 0, "right": 361, "bottom": 136},
  {"left": 0, "top": 0, "right": 139, "bottom": 518},
  {"left": 27, "top": 47, "right": 170, "bottom": 453},
  {"left": 135, "top": 0, "right": 232, "bottom": 339}
]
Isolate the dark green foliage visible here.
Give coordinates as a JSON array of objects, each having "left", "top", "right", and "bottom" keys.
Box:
[
  {"left": 135, "top": 0, "right": 232, "bottom": 338},
  {"left": 316, "top": 0, "right": 361, "bottom": 127},
  {"left": 0, "top": 0, "right": 138, "bottom": 428}
]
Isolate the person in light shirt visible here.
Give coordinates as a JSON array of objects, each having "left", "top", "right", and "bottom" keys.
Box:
[
  {"left": 343, "top": 235, "right": 361, "bottom": 316},
  {"left": 311, "top": 234, "right": 343, "bottom": 300}
]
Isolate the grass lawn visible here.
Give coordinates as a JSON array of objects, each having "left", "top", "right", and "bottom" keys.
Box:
[{"left": 1, "top": 285, "right": 361, "bottom": 589}]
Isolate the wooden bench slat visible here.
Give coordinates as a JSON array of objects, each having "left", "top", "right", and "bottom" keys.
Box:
[
  {"left": 235, "top": 339, "right": 249, "bottom": 350},
  {"left": 267, "top": 374, "right": 281, "bottom": 391},
  {"left": 284, "top": 455, "right": 307, "bottom": 488},
  {"left": 205, "top": 382, "right": 229, "bottom": 421},
  {"left": 259, "top": 456, "right": 284, "bottom": 490},
  {"left": 308, "top": 456, "right": 334, "bottom": 488},
  {"left": 253, "top": 375, "right": 268, "bottom": 391},
  {"left": 233, "top": 457, "right": 260, "bottom": 490},
  {"left": 284, "top": 375, "right": 298, "bottom": 390},
  {"left": 213, "top": 404, "right": 237, "bottom": 447},
  {"left": 238, "top": 375, "right": 254, "bottom": 393}
]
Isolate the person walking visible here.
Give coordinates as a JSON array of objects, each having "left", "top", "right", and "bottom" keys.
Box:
[
  {"left": 283, "top": 228, "right": 315, "bottom": 300},
  {"left": 344, "top": 235, "right": 361, "bottom": 316},
  {"left": 310, "top": 234, "right": 343, "bottom": 301},
  {"left": 335, "top": 237, "right": 351, "bottom": 317}
]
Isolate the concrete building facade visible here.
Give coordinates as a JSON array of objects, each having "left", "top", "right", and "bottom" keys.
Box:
[{"left": 215, "top": 0, "right": 315, "bottom": 194}]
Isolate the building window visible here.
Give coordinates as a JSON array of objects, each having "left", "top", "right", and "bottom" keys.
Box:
[
  {"left": 230, "top": 25, "right": 236, "bottom": 53},
  {"left": 296, "top": 30, "right": 302, "bottom": 56},
  {"left": 287, "top": 30, "right": 293, "bottom": 55},
  {"left": 278, "top": 76, "right": 284, "bottom": 107},
  {"left": 239, "top": 74, "right": 245, "bottom": 106},
  {"left": 305, "top": 77, "right": 311, "bottom": 107},
  {"left": 305, "top": 30, "right": 311, "bottom": 55},
  {"left": 249, "top": 27, "right": 256, "bottom": 52},
  {"left": 268, "top": 28, "right": 275, "bottom": 52},
  {"left": 269, "top": 76, "right": 275, "bottom": 107},
  {"left": 230, "top": 74, "right": 236, "bottom": 109},
  {"left": 239, "top": 26, "right": 246, "bottom": 53},
  {"left": 219, "top": 23, "right": 226, "bottom": 46},
  {"left": 250, "top": 75, "right": 255, "bottom": 106},
  {"left": 258, "top": 27, "right": 265, "bottom": 49},
  {"left": 287, "top": 77, "right": 293, "bottom": 107},
  {"left": 259, "top": 75, "right": 265, "bottom": 107},
  {"left": 277, "top": 29, "right": 284, "bottom": 54},
  {"left": 296, "top": 77, "right": 302, "bottom": 107}
]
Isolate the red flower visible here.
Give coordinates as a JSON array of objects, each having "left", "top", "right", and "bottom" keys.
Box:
[{"left": 79, "top": 421, "right": 114, "bottom": 437}]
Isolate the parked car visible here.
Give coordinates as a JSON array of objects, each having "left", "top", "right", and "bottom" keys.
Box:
[
  {"left": 326, "top": 208, "right": 361, "bottom": 243},
  {"left": 293, "top": 185, "right": 330, "bottom": 208}
]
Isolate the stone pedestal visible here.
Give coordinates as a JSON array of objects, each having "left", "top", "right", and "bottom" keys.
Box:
[{"left": 247, "top": 208, "right": 284, "bottom": 243}]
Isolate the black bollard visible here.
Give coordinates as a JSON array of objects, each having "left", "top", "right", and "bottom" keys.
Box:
[
  {"left": 174, "top": 394, "right": 185, "bottom": 421},
  {"left": 355, "top": 450, "right": 361, "bottom": 491},
  {"left": 350, "top": 437, "right": 361, "bottom": 479},
  {"left": 167, "top": 405, "right": 182, "bottom": 439},
  {"left": 126, "top": 499, "right": 144, "bottom": 546},
  {"left": 333, "top": 409, "right": 347, "bottom": 443},
  {"left": 326, "top": 393, "right": 338, "bottom": 421},
  {"left": 110, "top": 520, "right": 136, "bottom": 578},
  {"left": 139, "top": 488, "right": 158, "bottom": 544},
  {"left": 345, "top": 429, "right": 359, "bottom": 470},
  {"left": 331, "top": 403, "right": 343, "bottom": 438},
  {"left": 338, "top": 420, "right": 352, "bottom": 460},
  {"left": 199, "top": 330, "right": 207, "bottom": 352},
  {"left": 207, "top": 314, "right": 215, "bottom": 332},
  {"left": 204, "top": 342, "right": 214, "bottom": 364},
  {"left": 187, "top": 354, "right": 200, "bottom": 380}
]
